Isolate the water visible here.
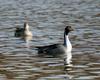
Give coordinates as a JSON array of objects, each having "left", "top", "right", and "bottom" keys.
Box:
[{"left": 0, "top": 0, "right": 100, "bottom": 80}]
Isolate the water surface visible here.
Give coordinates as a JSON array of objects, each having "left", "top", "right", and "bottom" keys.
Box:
[{"left": 0, "top": 0, "right": 100, "bottom": 80}]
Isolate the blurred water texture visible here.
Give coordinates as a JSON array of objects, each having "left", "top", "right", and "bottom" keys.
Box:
[{"left": 0, "top": 0, "right": 100, "bottom": 80}]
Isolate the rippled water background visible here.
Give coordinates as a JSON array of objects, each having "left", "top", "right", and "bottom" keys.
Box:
[{"left": 0, "top": 0, "right": 100, "bottom": 80}]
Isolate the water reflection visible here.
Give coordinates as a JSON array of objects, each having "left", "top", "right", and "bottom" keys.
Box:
[
  {"left": 21, "top": 36, "right": 33, "bottom": 48},
  {"left": 64, "top": 52, "right": 72, "bottom": 66},
  {"left": 63, "top": 64, "right": 74, "bottom": 79}
]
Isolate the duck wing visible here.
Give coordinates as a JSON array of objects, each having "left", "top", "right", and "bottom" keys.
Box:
[
  {"left": 15, "top": 28, "right": 24, "bottom": 37},
  {"left": 36, "top": 44, "right": 60, "bottom": 54}
]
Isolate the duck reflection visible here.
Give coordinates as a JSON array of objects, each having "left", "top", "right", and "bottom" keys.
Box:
[
  {"left": 64, "top": 63, "right": 74, "bottom": 80},
  {"left": 22, "top": 36, "right": 33, "bottom": 48}
]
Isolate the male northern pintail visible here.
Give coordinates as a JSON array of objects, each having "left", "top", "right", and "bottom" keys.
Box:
[
  {"left": 37, "top": 26, "right": 73, "bottom": 56},
  {"left": 15, "top": 21, "right": 32, "bottom": 37},
  {"left": 36, "top": 26, "right": 73, "bottom": 64}
]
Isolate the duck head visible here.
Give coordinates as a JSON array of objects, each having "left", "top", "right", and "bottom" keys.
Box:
[{"left": 64, "top": 26, "right": 74, "bottom": 35}]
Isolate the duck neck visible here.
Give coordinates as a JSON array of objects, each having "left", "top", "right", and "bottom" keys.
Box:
[
  {"left": 64, "top": 31, "right": 72, "bottom": 52},
  {"left": 64, "top": 32, "right": 70, "bottom": 46},
  {"left": 24, "top": 23, "right": 29, "bottom": 31}
]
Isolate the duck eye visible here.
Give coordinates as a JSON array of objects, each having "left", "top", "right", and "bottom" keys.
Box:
[{"left": 67, "top": 26, "right": 71, "bottom": 28}]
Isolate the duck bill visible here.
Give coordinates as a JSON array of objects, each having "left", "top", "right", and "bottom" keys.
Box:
[{"left": 70, "top": 28, "right": 74, "bottom": 31}]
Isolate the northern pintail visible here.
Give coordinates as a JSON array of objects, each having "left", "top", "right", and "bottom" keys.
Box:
[
  {"left": 36, "top": 26, "right": 73, "bottom": 64},
  {"left": 36, "top": 26, "right": 73, "bottom": 59},
  {"left": 15, "top": 21, "right": 32, "bottom": 37}
]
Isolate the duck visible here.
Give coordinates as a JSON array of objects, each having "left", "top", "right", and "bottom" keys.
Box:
[
  {"left": 15, "top": 21, "right": 32, "bottom": 37},
  {"left": 36, "top": 26, "right": 74, "bottom": 64}
]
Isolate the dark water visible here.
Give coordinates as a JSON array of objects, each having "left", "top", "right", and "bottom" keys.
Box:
[{"left": 0, "top": 0, "right": 100, "bottom": 80}]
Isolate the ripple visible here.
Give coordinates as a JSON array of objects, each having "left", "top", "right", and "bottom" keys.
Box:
[
  {"left": 0, "top": 0, "right": 100, "bottom": 80},
  {"left": 75, "top": 76, "right": 99, "bottom": 80}
]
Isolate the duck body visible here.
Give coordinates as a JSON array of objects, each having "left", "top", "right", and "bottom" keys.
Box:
[
  {"left": 15, "top": 22, "right": 32, "bottom": 37},
  {"left": 37, "top": 37, "right": 72, "bottom": 58},
  {"left": 15, "top": 27, "right": 24, "bottom": 37},
  {"left": 37, "top": 44, "right": 66, "bottom": 57}
]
